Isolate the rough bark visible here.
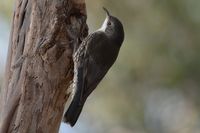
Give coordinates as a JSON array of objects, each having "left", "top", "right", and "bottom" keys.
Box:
[{"left": 0, "top": 0, "right": 88, "bottom": 133}]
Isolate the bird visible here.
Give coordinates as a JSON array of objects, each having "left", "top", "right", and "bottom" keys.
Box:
[{"left": 63, "top": 7, "right": 124, "bottom": 127}]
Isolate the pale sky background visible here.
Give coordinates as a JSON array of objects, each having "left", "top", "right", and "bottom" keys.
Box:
[{"left": 0, "top": 16, "right": 9, "bottom": 74}]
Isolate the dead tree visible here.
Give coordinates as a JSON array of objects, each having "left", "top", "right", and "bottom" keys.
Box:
[{"left": 0, "top": 0, "right": 88, "bottom": 132}]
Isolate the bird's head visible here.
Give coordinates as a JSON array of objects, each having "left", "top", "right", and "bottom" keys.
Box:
[{"left": 99, "top": 7, "right": 124, "bottom": 45}]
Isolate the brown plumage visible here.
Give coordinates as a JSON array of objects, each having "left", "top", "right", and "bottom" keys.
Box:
[{"left": 63, "top": 7, "right": 124, "bottom": 126}]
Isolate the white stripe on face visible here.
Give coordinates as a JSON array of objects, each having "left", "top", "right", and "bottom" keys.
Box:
[{"left": 98, "top": 17, "right": 108, "bottom": 32}]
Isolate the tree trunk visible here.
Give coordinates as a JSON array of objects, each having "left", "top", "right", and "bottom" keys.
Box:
[{"left": 0, "top": 0, "right": 88, "bottom": 133}]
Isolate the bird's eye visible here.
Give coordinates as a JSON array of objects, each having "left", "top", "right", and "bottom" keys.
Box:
[{"left": 107, "top": 21, "right": 111, "bottom": 26}]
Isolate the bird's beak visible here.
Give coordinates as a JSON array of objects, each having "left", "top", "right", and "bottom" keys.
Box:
[{"left": 103, "top": 7, "right": 110, "bottom": 17}]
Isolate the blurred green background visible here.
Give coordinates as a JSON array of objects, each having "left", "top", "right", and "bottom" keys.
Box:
[{"left": 1, "top": 0, "right": 200, "bottom": 133}]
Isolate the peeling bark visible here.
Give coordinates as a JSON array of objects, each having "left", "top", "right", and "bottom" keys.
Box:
[{"left": 0, "top": 0, "right": 88, "bottom": 133}]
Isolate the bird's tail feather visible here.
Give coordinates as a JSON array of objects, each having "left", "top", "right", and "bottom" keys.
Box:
[
  {"left": 63, "top": 66, "right": 85, "bottom": 126},
  {"left": 63, "top": 98, "right": 85, "bottom": 126}
]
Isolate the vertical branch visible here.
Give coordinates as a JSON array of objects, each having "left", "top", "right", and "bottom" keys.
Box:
[{"left": 0, "top": 0, "right": 88, "bottom": 133}]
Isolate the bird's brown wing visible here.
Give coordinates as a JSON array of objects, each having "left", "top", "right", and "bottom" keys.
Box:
[
  {"left": 63, "top": 33, "right": 95, "bottom": 126},
  {"left": 82, "top": 32, "right": 110, "bottom": 99},
  {"left": 64, "top": 31, "right": 108, "bottom": 126}
]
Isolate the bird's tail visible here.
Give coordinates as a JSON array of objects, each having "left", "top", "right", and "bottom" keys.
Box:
[
  {"left": 63, "top": 65, "right": 85, "bottom": 127},
  {"left": 63, "top": 97, "right": 85, "bottom": 127}
]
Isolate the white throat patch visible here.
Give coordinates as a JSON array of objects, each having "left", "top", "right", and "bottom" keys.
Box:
[{"left": 98, "top": 17, "right": 108, "bottom": 32}]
